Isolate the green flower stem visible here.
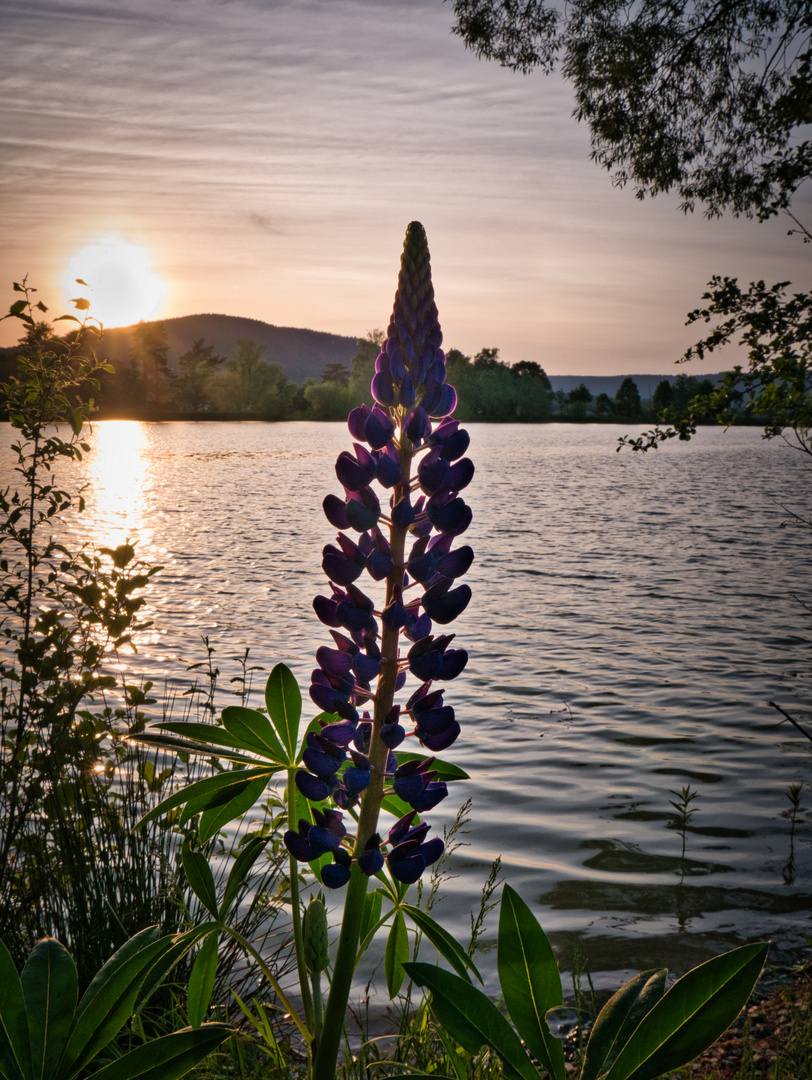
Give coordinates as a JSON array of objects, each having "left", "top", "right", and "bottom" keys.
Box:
[
  {"left": 287, "top": 769, "right": 316, "bottom": 1035},
  {"left": 312, "top": 430, "right": 413, "bottom": 1080}
]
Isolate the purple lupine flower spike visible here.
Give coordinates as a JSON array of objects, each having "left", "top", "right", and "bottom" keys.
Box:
[{"left": 285, "top": 222, "right": 473, "bottom": 887}]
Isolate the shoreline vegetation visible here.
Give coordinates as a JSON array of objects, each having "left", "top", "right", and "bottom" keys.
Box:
[{"left": 0, "top": 318, "right": 736, "bottom": 427}]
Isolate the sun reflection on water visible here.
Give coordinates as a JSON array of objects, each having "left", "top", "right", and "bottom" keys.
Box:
[{"left": 84, "top": 421, "right": 151, "bottom": 549}]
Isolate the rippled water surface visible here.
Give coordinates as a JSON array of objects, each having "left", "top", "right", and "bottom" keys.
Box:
[{"left": 6, "top": 420, "right": 811, "bottom": 990}]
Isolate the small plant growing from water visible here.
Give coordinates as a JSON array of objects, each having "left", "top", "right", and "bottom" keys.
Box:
[{"left": 669, "top": 784, "right": 700, "bottom": 865}]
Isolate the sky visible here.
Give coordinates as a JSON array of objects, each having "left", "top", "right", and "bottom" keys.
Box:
[{"left": 2, "top": 0, "right": 811, "bottom": 375}]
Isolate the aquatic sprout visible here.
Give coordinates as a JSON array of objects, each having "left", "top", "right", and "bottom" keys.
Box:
[{"left": 285, "top": 221, "right": 474, "bottom": 892}]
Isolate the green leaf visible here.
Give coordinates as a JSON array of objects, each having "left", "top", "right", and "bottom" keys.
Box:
[
  {"left": 498, "top": 884, "right": 566, "bottom": 1080},
  {"left": 395, "top": 752, "right": 469, "bottom": 781},
  {"left": 221, "top": 707, "right": 287, "bottom": 764},
  {"left": 65, "top": 929, "right": 174, "bottom": 1078},
  {"left": 156, "top": 721, "right": 259, "bottom": 753},
  {"left": 264, "top": 664, "right": 301, "bottom": 760},
  {"left": 401, "top": 905, "right": 481, "bottom": 984},
  {"left": 198, "top": 774, "right": 270, "bottom": 842},
  {"left": 22, "top": 939, "right": 77, "bottom": 1080},
  {"left": 359, "top": 889, "right": 383, "bottom": 950},
  {"left": 0, "top": 938, "right": 31, "bottom": 1080},
  {"left": 187, "top": 936, "right": 219, "bottom": 1029},
  {"left": 580, "top": 969, "right": 666, "bottom": 1080},
  {"left": 85, "top": 1025, "right": 231, "bottom": 1080},
  {"left": 219, "top": 837, "right": 268, "bottom": 919},
  {"left": 134, "top": 729, "right": 259, "bottom": 767},
  {"left": 134, "top": 768, "right": 267, "bottom": 825},
  {"left": 385, "top": 911, "right": 410, "bottom": 999},
  {"left": 404, "top": 963, "right": 539, "bottom": 1080},
  {"left": 136, "top": 767, "right": 273, "bottom": 830},
  {"left": 181, "top": 843, "right": 218, "bottom": 919},
  {"left": 603, "top": 942, "right": 769, "bottom": 1080}
]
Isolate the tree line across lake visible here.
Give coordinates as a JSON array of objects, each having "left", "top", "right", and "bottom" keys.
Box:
[{"left": 1, "top": 321, "right": 717, "bottom": 424}]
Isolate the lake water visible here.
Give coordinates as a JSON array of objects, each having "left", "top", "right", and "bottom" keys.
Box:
[{"left": 5, "top": 419, "right": 812, "bottom": 995}]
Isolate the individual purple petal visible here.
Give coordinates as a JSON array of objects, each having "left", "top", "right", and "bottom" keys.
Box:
[
  {"left": 376, "top": 447, "right": 403, "bottom": 487},
  {"left": 372, "top": 370, "right": 398, "bottom": 406},
  {"left": 323, "top": 494, "right": 350, "bottom": 530},
  {"left": 322, "top": 859, "right": 352, "bottom": 889},
  {"left": 319, "top": 719, "right": 357, "bottom": 746},
  {"left": 438, "top": 648, "right": 468, "bottom": 680},
  {"left": 353, "top": 719, "right": 372, "bottom": 753},
  {"left": 368, "top": 550, "right": 394, "bottom": 580},
  {"left": 418, "top": 720, "right": 461, "bottom": 752},
  {"left": 414, "top": 705, "right": 456, "bottom": 735},
  {"left": 322, "top": 548, "right": 365, "bottom": 586},
  {"left": 345, "top": 488, "right": 381, "bottom": 532},
  {"left": 313, "top": 806, "right": 347, "bottom": 839},
  {"left": 358, "top": 835, "right": 384, "bottom": 877},
  {"left": 387, "top": 847, "right": 426, "bottom": 884},
  {"left": 308, "top": 824, "right": 342, "bottom": 854},
  {"left": 313, "top": 594, "right": 342, "bottom": 628},
  {"left": 436, "top": 545, "right": 474, "bottom": 579},
  {"left": 316, "top": 645, "right": 354, "bottom": 678},
  {"left": 380, "top": 720, "right": 405, "bottom": 749},
  {"left": 409, "top": 782, "right": 448, "bottom": 812},
  {"left": 404, "top": 612, "right": 433, "bottom": 642},
  {"left": 431, "top": 420, "right": 470, "bottom": 461},
  {"left": 435, "top": 383, "right": 457, "bottom": 416},
  {"left": 421, "top": 837, "right": 444, "bottom": 866},
  {"left": 382, "top": 600, "right": 410, "bottom": 631},
  {"left": 404, "top": 406, "right": 429, "bottom": 444},
  {"left": 296, "top": 770, "right": 334, "bottom": 802},
  {"left": 347, "top": 403, "right": 372, "bottom": 441},
  {"left": 284, "top": 821, "right": 318, "bottom": 862},
  {"left": 443, "top": 459, "right": 474, "bottom": 495},
  {"left": 351, "top": 651, "right": 382, "bottom": 684},
  {"left": 407, "top": 550, "right": 438, "bottom": 585},
  {"left": 422, "top": 583, "right": 472, "bottom": 625},
  {"left": 399, "top": 372, "right": 416, "bottom": 408},
  {"left": 418, "top": 447, "right": 450, "bottom": 495},
  {"left": 335, "top": 449, "right": 377, "bottom": 491},
  {"left": 365, "top": 407, "right": 395, "bottom": 449},
  {"left": 426, "top": 497, "right": 472, "bottom": 536},
  {"left": 391, "top": 495, "right": 415, "bottom": 529}
]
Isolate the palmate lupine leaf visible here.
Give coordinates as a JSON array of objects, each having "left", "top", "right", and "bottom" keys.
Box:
[
  {"left": 401, "top": 905, "right": 482, "bottom": 984},
  {"left": 580, "top": 969, "right": 667, "bottom": 1080},
  {"left": 84, "top": 1025, "right": 231, "bottom": 1080},
  {"left": 63, "top": 929, "right": 176, "bottom": 1078},
  {"left": 186, "top": 935, "right": 220, "bottom": 1029},
  {"left": 0, "top": 939, "right": 30, "bottom": 1080},
  {"left": 601, "top": 942, "right": 768, "bottom": 1080},
  {"left": 265, "top": 662, "right": 302, "bottom": 760},
  {"left": 404, "top": 963, "right": 539, "bottom": 1080},
  {"left": 181, "top": 841, "right": 219, "bottom": 919},
  {"left": 135, "top": 767, "right": 278, "bottom": 831},
  {"left": 498, "top": 884, "right": 565, "bottom": 1080},
  {"left": 21, "top": 940, "right": 77, "bottom": 1080},
  {"left": 221, "top": 706, "right": 287, "bottom": 763},
  {"left": 385, "top": 911, "right": 410, "bottom": 998}
]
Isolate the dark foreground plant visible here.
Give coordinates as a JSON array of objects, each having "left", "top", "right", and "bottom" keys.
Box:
[
  {"left": 134, "top": 224, "right": 767, "bottom": 1080},
  {"left": 0, "top": 929, "right": 230, "bottom": 1080}
]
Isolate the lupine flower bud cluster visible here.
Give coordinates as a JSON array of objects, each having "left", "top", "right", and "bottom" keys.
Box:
[{"left": 284, "top": 222, "right": 474, "bottom": 888}]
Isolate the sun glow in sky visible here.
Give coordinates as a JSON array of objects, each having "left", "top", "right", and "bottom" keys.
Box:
[
  {"left": 2, "top": 0, "right": 811, "bottom": 373},
  {"left": 64, "top": 238, "right": 166, "bottom": 329}
]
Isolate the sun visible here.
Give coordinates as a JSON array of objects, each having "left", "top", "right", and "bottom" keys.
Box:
[{"left": 63, "top": 237, "right": 166, "bottom": 328}]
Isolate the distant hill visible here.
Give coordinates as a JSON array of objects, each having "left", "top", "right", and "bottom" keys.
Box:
[
  {"left": 98, "top": 313, "right": 359, "bottom": 384},
  {"left": 0, "top": 312, "right": 721, "bottom": 397}
]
